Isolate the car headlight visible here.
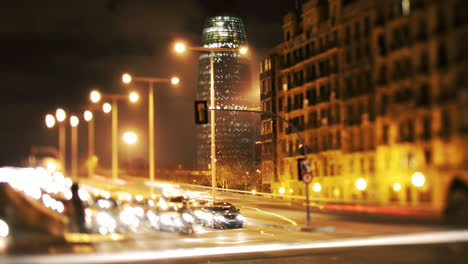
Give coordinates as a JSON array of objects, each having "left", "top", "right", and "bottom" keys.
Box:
[
  {"left": 236, "top": 214, "right": 244, "bottom": 221},
  {"left": 182, "top": 213, "right": 194, "bottom": 223},
  {"left": 0, "top": 219, "right": 9, "bottom": 238},
  {"left": 194, "top": 210, "right": 204, "bottom": 219},
  {"left": 214, "top": 215, "right": 226, "bottom": 222},
  {"left": 160, "top": 214, "right": 174, "bottom": 226},
  {"left": 96, "top": 212, "right": 116, "bottom": 229},
  {"left": 120, "top": 210, "right": 139, "bottom": 227}
]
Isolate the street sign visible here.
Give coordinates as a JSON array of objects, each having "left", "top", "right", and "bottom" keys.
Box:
[
  {"left": 194, "top": 100, "right": 208, "bottom": 124},
  {"left": 301, "top": 160, "right": 311, "bottom": 173},
  {"left": 297, "top": 158, "right": 312, "bottom": 181},
  {"left": 303, "top": 173, "right": 312, "bottom": 184}
]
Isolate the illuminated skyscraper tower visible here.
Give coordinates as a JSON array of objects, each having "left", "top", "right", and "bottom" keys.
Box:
[{"left": 196, "top": 16, "right": 256, "bottom": 172}]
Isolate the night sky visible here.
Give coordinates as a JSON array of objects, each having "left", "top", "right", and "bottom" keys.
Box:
[{"left": 0, "top": 0, "right": 294, "bottom": 169}]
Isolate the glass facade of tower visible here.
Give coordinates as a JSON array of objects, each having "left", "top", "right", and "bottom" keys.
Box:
[{"left": 196, "top": 16, "right": 256, "bottom": 172}]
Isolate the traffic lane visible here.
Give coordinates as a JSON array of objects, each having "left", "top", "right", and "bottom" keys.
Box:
[
  {"left": 224, "top": 197, "right": 451, "bottom": 237},
  {"left": 4, "top": 223, "right": 367, "bottom": 256},
  {"left": 6, "top": 230, "right": 468, "bottom": 264},
  {"left": 173, "top": 242, "right": 468, "bottom": 264}
]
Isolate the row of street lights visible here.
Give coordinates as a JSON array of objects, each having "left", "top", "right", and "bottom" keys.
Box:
[{"left": 43, "top": 41, "right": 247, "bottom": 200}]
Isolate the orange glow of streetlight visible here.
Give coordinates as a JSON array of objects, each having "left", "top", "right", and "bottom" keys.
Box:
[
  {"left": 90, "top": 90, "right": 101, "bottom": 103},
  {"left": 123, "top": 131, "right": 138, "bottom": 145},
  {"left": 56, "top": 108, "right": 66, "bottom": 122},
  {"left": 174, "top": 42, "right": 186, "bottom": 54},
  {"left": 84, "top": 110, "right": 93, "bottom": 122},
  {"left": 70, "top": 115, "right": 79, "bottom": 127},
  {"left": 171, "top": 77, "right": 180, "bottom": 85},
  {"left": 239, "top": 46, "right": 248, "bottom": 55},
  {"left": 103, "top": 102, "right": 112, "bottom": 113},
  {"left": 129, "top": 91, "right": 139, "bottom": 103},
  {"left": 45, "top": 114, "right": 56, "bottom": 128},
  {"left": 122, "top": 73, "right": 132, "bottom": 84}
]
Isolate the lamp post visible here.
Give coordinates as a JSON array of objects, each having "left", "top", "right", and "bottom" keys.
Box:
[
  {"left": 174, "top": 42, "right": 247, "bottom": 202},
  {"left": 90, "top": 90, "right": 138, "bottom": 180},
  {"left": 70, "top": 115, "right": 79, "bottom": 180},
  {"left": 122, "top": 73, "right": 179, "bottom": 183},
  {"left": 83, "top": 110, "right": 94, "bottom": 178},
  {"left": 122, "top": 131, "right": 138, "bottom": 171},
  {"left": 55, "top": 108, "right": 67, "bottom": 173}
]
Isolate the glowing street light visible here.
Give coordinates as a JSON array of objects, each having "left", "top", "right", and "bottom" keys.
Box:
[
  {"left": 129, "top": 91, "right": 139, "bottom": 103},
  {"left": 56, "top": 108, "right": 66, "bottom": 122},
  {"left": 171, "top": 77, "right": 180, "bottom": 85},
  {"left": 355, "top": 178, "right": 367, "bottom": 191},
  {"left": 83, "top": 110, "right": 95, "bottom": 178},
  {"left": 55, "top": 108, "right": 67, "bottom": 172},
  {"left": 411, "top": 172, "right": 426, "bottom": 187},
  {"left": 393, "top": 182, "right": 402, "bottom": 192},
  {"left": 313, "top": 182, "right": 322, "bottom": 193},
  {"left": 90, "top": 90, "right": 102, "bottom": 103},
  {"left": 83, "top": 110, "right": 93, "bottom": 122},
  {"left": 103, "top": 102, "right": 112, "bottom": 113},
  {"left": 122, "top": 73, "right": 132, "bottom": 84},
  {"left": 174, "top": 42, "right": 186, "bottom": 53},
  {"left": 123, "top": 131, "right": 138, "bottom": 145},
  {"left": 122, "top": 131, "right": 138, "bottom": 172},
  {"left": 173, "top": 41, "right": 248, "bottom": 202},
  {"left": 70, "top": 115, "right": 79, "bottom": 179},
  {"left": 121, "top": 72, "right": 180, "bottom": 183},
  {"left": 45, "top": 114, "right": 56, "bottom": 128}
]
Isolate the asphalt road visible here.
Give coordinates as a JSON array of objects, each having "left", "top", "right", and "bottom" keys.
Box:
[{"left": 2, "top": 178, "right": 467, "bottom": 263}]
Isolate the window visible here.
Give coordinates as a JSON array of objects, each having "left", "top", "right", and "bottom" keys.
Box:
[
  {"left": 345, "top": 25, "right": 351, "bottom": 43},
  {"left": 306, "top": 64, "right": 317, "bottom": 82},
  {"left": 364, "top": 17, "right": 371, "bottom": 36},
  {"left": 418, "top": 83, "right": 430, "bottom": 106},
  {"left": 441, "top": 109, "right": 451, "bottom": 139},
  {"left": 277, "top": 97, "right": 283, "bottom": 113},
  {"left": 418, "top": 18, "right": 427, "bottom": 41},
  {"left": 422, "top": 116, "right": 431, "bottom": 140},
  {"left": 377, "top": 33, "right": 387, "bottom": 56},
  {"left": 308, "top": 111, "right": 318, "bottom": 128},
  {"left": 438, "top": 41, "right": 448, "bottom": 68},
  {"left": 354, "top": 21, "right": 361, "bottom": 41},
  {"left": 261, "top": 120, "right": 273, "bottom": 135},
  {"left": 420, "top": 51, "right": 429, "bottom": 74},
  {"left": 336, "top": 131, "right": 341, "bottom": 148},
  {"left": 306, "top": 87, "right": 317, "bottom": 106},
  {"left": 382, "top": 124, "right": 389, "bottom": 144}
]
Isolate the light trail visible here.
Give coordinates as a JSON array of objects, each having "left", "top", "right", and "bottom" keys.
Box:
[
  {"left": 6, "top": 230, "right": 468, "bottom": 264},
  {"left": 242, "top": 206, "right": 298, "bottom": 226}
]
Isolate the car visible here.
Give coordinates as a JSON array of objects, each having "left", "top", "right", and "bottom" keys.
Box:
[
  {"left": 198, "top": 202, "right": 244, "bottom": 229},
  {"left": 84, "top": 197, "right": 119, "bottom": 235}
]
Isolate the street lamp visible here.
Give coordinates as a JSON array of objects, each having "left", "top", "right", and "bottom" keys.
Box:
[
  {"left": 45, "top": 114, "right": 56, "bottom": 128},
  {"left": 121, "top": 73, "right": 180, "bottom": 183},
  {"left": 122, "top": 131, "right": 138, "bottom": 172},
  {"left": 173, "top": 41, "right": 248, "bottom": 202},
  {"left": 70, "top": 115, "right": 79, "bottom": 180},
  {"left": 83, "top": 110, "right": 95, "bottom": 178},
  {"left": 89, "top": 90, "right": 138, "bottom": 180},
  {"left": 55, "top": 108, "right": 67, "bottom": 173},
  {"left": 123, "top": 131, "right": 138, "bottom": 145}
]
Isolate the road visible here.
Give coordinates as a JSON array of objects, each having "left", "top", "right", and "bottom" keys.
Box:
[{"left": 2, "top": 177, "right": 468, "bottom": 263}]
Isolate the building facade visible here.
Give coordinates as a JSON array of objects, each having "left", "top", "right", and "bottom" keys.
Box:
[
  {"left": 260, "top": 0, "right": 468, "bottom": 214},
  {"left": 196, "top": 16, "right": 257, "bottom": 175}
]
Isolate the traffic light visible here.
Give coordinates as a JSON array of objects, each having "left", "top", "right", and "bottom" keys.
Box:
[
  {"left": 194, "top": 100, "right": 208, "bottom": 124},
  {"left": 297, "top": 158, "right": 305, "bottom": 181}
]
